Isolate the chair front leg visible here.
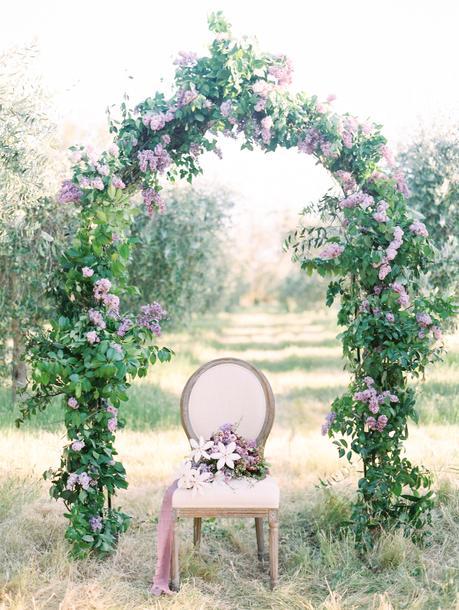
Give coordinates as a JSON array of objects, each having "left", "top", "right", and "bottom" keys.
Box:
[
  {"left": 193, "top": 517, "right": 202, "bottom": 548},
  {"left": 268, "top": 510, "right": 279, "bottom": 589},
  {"left": 255, "top": 517, "right": 265, "bottom": 563},
  {"left": 170, "top": 510, "right": 180, "bottom": 591}
]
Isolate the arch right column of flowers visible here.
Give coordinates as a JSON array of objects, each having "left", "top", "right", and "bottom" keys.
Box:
[{"left": 19, "top": 11, "right": 454, "bottom": 556}]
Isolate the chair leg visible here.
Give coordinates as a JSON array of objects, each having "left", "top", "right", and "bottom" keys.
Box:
[
  {"left": 170, "top": 510, "right": 180, "bottom": 591},
  {"left": 193, "top": 517, "right": 202, "bottom": 548},
  {"left": 268, "top": 510, "right": 279, "bottom": 590},
  {"left": 255, "top": 517, "right": 265, "bottom": 562}
]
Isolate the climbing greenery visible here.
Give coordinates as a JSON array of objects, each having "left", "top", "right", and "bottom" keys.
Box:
[{"left": 18, "top": 12, "right": 455, "bottom": 556}]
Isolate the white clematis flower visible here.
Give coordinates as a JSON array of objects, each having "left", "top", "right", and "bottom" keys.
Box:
[
  {"left": 210, "top": 441, "right": 241, "bottom": 470},
  {"left": 177, "top": 461, "right": 197, "bottom": 489},
  {"left": 189, "top": 436, "right": 214, "bottom": 463},
  {"left": 189, "top": 469, "right": 213, "bottom": 495}
]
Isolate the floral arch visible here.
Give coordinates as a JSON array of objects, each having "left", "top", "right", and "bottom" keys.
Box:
[{"left": 18, "top": 13, "right": 452, "bottom": 556}]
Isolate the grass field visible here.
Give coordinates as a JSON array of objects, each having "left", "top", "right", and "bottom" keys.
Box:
[{"left": 1, "top": 309, "right": 458, "bottom": 609}]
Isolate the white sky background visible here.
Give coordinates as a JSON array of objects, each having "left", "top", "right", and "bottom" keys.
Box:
[{"left": 2, "top": 0, "right": 459, "bottom": 255}]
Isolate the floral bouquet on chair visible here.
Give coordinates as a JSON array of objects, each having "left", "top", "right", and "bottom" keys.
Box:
[{"left": 177, "top": 423, "right": 269, "bottom": 493}]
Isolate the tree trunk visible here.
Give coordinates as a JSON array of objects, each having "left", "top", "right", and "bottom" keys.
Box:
[{"left": 11, "top": 318, "right": 27, "bottom": 404}]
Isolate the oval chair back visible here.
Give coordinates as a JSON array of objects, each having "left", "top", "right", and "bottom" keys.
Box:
[{"left": 180, "top": 357, "right": 275, "bottom": 449}]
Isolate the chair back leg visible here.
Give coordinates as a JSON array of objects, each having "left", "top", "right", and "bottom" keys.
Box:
[
  {"left": 193, "top": 517, "right": 202, "bottom": 548},
  {"left": 268, "top": 510, "right": 279, "bottom": 589},
  {"left": 255, "top": 517, "right": 265, "bottom": 562}
]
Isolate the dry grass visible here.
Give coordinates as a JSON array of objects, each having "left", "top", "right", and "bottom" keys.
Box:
[{"left": 1, "top": 309, "right": 458, "bottom": 609}]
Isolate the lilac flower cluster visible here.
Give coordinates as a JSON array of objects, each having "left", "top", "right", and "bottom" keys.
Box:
[
  {"left": 82, "top": 267, "right": 94, "bottom": 277},
  {"left": 394, "top": 170, "right": 411, "bottom": 198},
  {"left": 260, "top": 116, "right": 273, "bottom": 144},
  {"left": 409, "top": 220, "right": 429, "bottom": 237},
  {"left": 112, "top": 176, "right": 126, "bottom": 189},
  {"left": 318, "top": 243, "right": 344, "bottom": 260},
  {"left": 142, "top": 109, "right": 175, "bottom": 131},
  {"left": 391, "top": 282, "right": 410, "bottom": 308},
  {"left": 93, "top": 279, "right": 119, "bottom": 317},
  {"left": 79, "top": 176, "right": 105, "bottom": 190},
  {"left": 298, "top": 128, "right": 337, "bottom": 158},
  {"left": 177, "top": 85, "right": 199, "bottom": 108},
  {"left": 375, "top": 226, "right": 404, "bottom": 280},
  {"left": 354, "top": 376, "right": 397, "bottom": 425},
  {"left": 321, "top": 411, "right": 336, "bottom": 435},
  {"left": 373, "top": 200, "right": 389, "bottom": 223},
  {"left": 138, "top": 145, "right": 172, "bottom": 174},
  {"left": 66, "top": 471, "right": 92, "bottom": 491},
  {"left": 339, "top": 191, "right": 374, "bottom": 210},
  {"left": 174, "top": 50, "right": 198, "bottom": 68},
  {"left": 416, "top": 312, "right": 441, "bottom": 340},
  {"left": 89, "top": 515, "right": 103, "bottom": 532},
  {"left": 67, "top": 397, "right": 78, "bottom": 409},
  {"left": 58, "top": 180, "right": 83, "bottom": 204},
  {"left": 142, "top": 188, "right": 165, "bottom": 216},
  {"left": 268, "top": 55, "right": 293, "bottom": 86},
  {"left": 88, "top": 308, "right": 106, "bottom": 330},
  {"left": 137, "top": 302, "right": 167, "bottom": 336},
  {"left": 366, "top": 414, "right": 388, "bottom": 431},
  {"left": 86, "top": 330, "right": 100, "bottom": 345},
  {"left": 335, "top": 170, "right": 357, "bottom": 194},
  {"left": 117, "top": 317, "right": 132, "bottom": 337},
  {"left": 71, "top": 440, "right": 85, "bottom": 452}
]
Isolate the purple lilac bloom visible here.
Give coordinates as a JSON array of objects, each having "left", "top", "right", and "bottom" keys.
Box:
[
  {"left": 67, "top": 397, "right": 79, "bottom": 409},
  {"left": 416, "top": 312, "right": 432, "bottom": 328},
  {"left": 112, "top": 176, "right": 126, "bottom": 189},
  {"left": 268, "top": 56, "right": 293, "bottom": 86},
  {"left": 82, "top": 266, "right": 94, "bottom": 277},
  {"left": 339, "top": 191, "right": 374, "bottom": 210},
  {"left": 71, "top": 440, "right": 85, "bottom": 452},
  {"left": 117, "top": 318, "right": 132, "bottom": 337},
  {"left": 88, "top": 308, "right": 106, "bottom": 329},
  {"left": 89, "top": 516, "right": 103, "bottom": 532},
  {"left": 142, "top": 188, "right": 165, "bottom": 216},
  {"left": 174, "top": 50, "right": 198, "bottom": 68},
  {"left": 108, "top": 144, "right": 119, "bottom": 157},
  {"left": 58, "top": 180, "right": 83, "bottom": 204},
  {"left": 110, "top": 343, "right": 123, "bottom": 354},
  {"left": 106, "top": 405, "right": 118, "bottom": 416},
  {"left": 335, "top": 170, "right": 357, "bottom": 194},
  {"left": 86, "top": 330, "right": 100, "bottom": 345},
  {"left": 108, "top": 417, "right": 118, "bottom": 432},
  {"left": 78, "top": 472, "right": 92, "bottom": 490},
  {"left": 94, "top": 278, "right": 112, "bottom": 300},
  {"left": 318, "top": 244, "right": 344, "bottom": 260},
  {"left": 321, "top": 411, "right": 336, "bottom": 436},
  {"left": 432, "top": 326, "right": 442, "bottom": 340},
  {"left": 409, "top": 220, "right": 429, "bottom": 237},
  {"left": 66, "top": 473, "right": 79, "bottom": 490},
  {"left": 137, "top": 302, "right": 167, "bottom": 335},
  {"left": 386, "top": 312, "right": 395, "bottom": 323}
]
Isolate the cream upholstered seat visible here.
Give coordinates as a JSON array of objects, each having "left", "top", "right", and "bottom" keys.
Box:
[
  {"left": 169, "top": 357, "right": 279, "bottom": 590},
  {"left": 173, "top": 476, "right": 279, "bottom": 509}
]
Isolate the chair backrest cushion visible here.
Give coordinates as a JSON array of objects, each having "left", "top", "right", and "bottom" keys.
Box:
[{"left": 180, "top": 358, "right": 275, "bottom": 447}]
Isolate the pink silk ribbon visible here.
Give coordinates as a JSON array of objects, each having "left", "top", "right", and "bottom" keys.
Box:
[{"left": 150, "top": 480, "right": 179, "bottom": 596}]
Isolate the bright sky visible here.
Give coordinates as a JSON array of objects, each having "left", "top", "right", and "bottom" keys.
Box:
[{"left": 2, "top": 0, "right": 459, "bottom": 225}]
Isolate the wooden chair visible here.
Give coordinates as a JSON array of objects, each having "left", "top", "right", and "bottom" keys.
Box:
[{"left": 171, "top": 357, "right": 279, "bottom": 590}]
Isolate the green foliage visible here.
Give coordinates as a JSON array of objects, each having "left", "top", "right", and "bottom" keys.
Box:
[
  {"left": 398, "top": 126, "right": 459, "bottom": 299},
  {"left": 128, "top": 185, "right": 233, "bottom": 326}
]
